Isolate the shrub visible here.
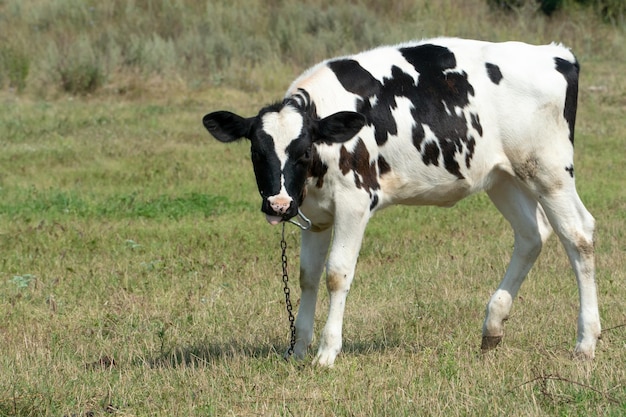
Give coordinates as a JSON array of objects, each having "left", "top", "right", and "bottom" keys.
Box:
[
  {"left": 51, "top": 37, "right": 105, "bottom": 95},
  {"left": 126, "top": 33, "right": 178, "bottom": 75},
  {"left": 487, "top": 0, "right": 625, "bottom": 22},
  {"left": 0, "top": 45, "right": 30, "bottom": 92},
  {"left": 588, "top": 0, "right": 625, "bottom": 24},
  {"left": 486, "top": 0, "right": 563, "bottom": 15},
  {"left": 270, "top": 3, "right": 387, "bottom": 67}
]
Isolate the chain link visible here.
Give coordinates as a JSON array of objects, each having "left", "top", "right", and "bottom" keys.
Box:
[{"left": 281, "top": 223, "right": 297, "bottom": 358}]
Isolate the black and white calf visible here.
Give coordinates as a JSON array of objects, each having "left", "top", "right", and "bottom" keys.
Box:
[{"left": 203, "top": 37, "right": 600, "bottom": 366}]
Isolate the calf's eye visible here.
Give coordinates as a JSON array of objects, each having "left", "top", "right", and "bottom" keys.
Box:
[{"left": 301, "top": 148, "right": 312, "bottom": 161}]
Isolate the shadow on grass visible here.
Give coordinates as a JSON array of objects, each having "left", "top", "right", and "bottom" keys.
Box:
[
  {"left": 143, "top": 340, "right": 284, "bottom": 368},
  {"left": 143, "top": 336, "right": 414, "bottom": 368}
]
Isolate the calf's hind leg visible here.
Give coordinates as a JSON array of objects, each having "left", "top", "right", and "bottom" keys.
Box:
[
  {"left": 536, "top": 186, "right": 600, "bottom": 358},
  {"left": 483, "top": 175, "right": 553, "bottom": 351}
]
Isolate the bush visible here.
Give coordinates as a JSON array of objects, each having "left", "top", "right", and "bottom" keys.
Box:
[
  {"left": 50, "top": 37, "right": 105, "bottom": 95},
  {"left": 270, "top": 3, "right": 387, "bottom": 66},
  {"left": 486, "top": 0, "right": 563, "bottom": 15},
  {"left": 587, "top": 0, "right": 625, "bottom": 24},
  {"left": 0, "top": 45, "right": 30, "bottom": 92},
  {"left": 487, "top": 0, "right": 625, "bottom": 22}
]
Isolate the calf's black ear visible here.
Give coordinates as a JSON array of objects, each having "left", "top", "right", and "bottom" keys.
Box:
[
  {"left": 202, "top": 111, "right": 254, "bottom": 142},
  {"left": 315, "top": 111, "right": 366, "bottom": 143}
]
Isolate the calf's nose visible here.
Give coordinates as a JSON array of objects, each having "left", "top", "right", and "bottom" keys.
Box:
[{"left": 270, "top": 198, "right": 291, "bottom": 214}]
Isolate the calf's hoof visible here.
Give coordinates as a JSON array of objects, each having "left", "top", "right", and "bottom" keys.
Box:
[
  {"left": 573, "top": 350, "right": 594, "bottom": 361},
  {"left": 312, "top": 347, "right": 340, "bottom": 367},
  {"left": 283, "top": 348, "right": 307, "bottom": 361},
  {"left": 481, "top": 335, "right": 503, "bottom": 352},
  {"left": 573, "top": 341, "right": 596, "bottom": 360}
]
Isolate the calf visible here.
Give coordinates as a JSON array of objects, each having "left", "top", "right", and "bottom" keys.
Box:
[{"left": 203, "top": 37, "right": 600, "bottom": 366}]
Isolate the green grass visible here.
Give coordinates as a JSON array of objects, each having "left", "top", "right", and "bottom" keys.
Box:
[{"left": 0, "top": 1, "right": 625, "bottom": 416}]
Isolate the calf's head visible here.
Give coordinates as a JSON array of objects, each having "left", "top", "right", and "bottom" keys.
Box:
[{"left": 203, "top": 102, "right": 365, "bottom": 225}]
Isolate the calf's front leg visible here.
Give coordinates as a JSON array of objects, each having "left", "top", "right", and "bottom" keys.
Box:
[
  {"left": 290, "top": 227, "right": 332, "bottom": 359},
  {"left": 314, "top": 206, "right": 370, "bottom": 367}
]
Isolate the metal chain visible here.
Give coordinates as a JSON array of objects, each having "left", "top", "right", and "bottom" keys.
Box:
[{"left": 281, "top": 223, "right": 297, "bottom": 358}]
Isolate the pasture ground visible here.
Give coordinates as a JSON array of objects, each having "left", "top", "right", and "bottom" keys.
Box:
[{"left": 1, "top": 65, "right": 625, "bottom": 417}]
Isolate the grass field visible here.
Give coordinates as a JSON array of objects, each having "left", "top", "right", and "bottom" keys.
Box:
[{"left": 1, "top": 1, "right": 625, "bottom": 416}]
